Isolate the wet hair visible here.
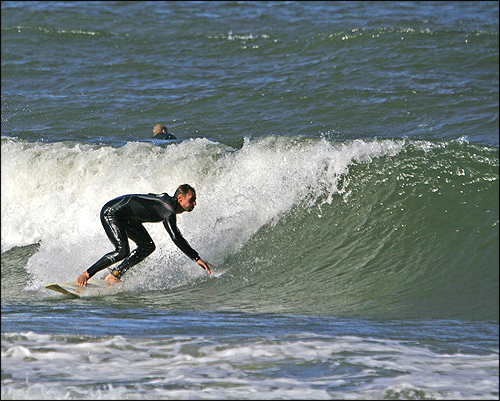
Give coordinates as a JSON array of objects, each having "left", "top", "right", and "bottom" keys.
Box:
[
  {"left": 153, "top": 124, "right": 168, "bottom": 135},
  {"left": 174, "top": 184, "right": 196, "bottom": 199}
]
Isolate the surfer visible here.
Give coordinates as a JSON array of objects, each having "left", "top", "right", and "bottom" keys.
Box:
[
  {"left": 76, "top": 184, "right": 211, "bottom": 287},
  {"left": 153, "top": 124, "right": 176, "bottom": 140}
]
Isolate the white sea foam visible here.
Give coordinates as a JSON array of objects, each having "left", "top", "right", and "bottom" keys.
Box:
[{"left": 1, "top": 331, "right": 498, "bottom": 400}]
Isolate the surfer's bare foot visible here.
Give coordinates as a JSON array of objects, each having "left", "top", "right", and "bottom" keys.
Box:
[
  {"left": 104, "top": 274, "right": 121, "bottom": 286},
  {"left": 76, "top": 271, "right": 90, "bottom": 287}
]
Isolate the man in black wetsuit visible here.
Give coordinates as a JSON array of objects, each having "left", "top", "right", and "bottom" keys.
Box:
[
  {"left": 153, "top": 124, "right": 176, "bottom": 140},
  {"left": 76, "top": 184, "right": 211, "bottom": 287}
]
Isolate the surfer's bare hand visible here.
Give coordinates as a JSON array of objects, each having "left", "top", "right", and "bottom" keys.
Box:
[
  {"left": 197, "top": 259, "right": 211, "bottom": 274},
  {"left": 76, "top": 271, "right": 90, "bottom": 287}
]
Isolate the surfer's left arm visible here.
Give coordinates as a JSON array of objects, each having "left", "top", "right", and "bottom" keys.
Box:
[{"left": 162, "top": 216, "right": 211, "bottom": 274}]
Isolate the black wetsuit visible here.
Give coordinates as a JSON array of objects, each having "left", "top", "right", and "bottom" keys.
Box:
[
  {"left": 86, "top": 193, "right": 199, "bottom": 279},
  {"left": 154, "top": 132, "right": 176, "bottom": 140}
]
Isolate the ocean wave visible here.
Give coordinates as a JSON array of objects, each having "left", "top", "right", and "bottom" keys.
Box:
[{"left": 1, "top": 136, "right": 498, "bottom": 319}]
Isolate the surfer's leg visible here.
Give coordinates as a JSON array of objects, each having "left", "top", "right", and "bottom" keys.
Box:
[
  {"left": 106, "top": 223, "right": 155, "bottom": 280},
  {"left": 77, "top": 213, "right": 130, "bottom": 286}
]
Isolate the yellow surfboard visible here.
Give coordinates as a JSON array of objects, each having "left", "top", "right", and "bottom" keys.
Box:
[{"left": 45, "top": 279, "right": 114, "bottom": 298}]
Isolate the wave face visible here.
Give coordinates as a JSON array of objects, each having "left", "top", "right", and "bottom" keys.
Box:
[{"left": 1, "top": 136, "right": 498, "bottom": 320}]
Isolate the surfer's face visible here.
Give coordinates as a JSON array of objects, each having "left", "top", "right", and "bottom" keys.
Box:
[{"left": 178, "top": 190, "right": 196, "bottom": 212}]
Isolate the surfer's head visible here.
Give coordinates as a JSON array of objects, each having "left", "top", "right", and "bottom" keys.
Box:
[
  {"left": 175, "top": 184, "right": 197, "bottom": 213},
  {"left": 153, "top": 124, "right": 168, "bottom": 136}
]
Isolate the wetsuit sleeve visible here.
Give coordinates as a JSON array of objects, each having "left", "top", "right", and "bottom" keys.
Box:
[{"left": 163, "top": 214, "right": 200, "bottom": 261}]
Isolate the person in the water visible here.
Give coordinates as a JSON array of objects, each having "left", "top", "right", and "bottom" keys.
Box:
[
  {"left": 153, "top": 124, "right": 176, "bottom": 140},
  {"left": 76, "top": 184, "right": 211, "bottom": 286}
]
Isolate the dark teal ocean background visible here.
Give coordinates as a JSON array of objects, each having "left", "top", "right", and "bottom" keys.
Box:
[{"left": 2, "top": 2, "right": 498, "bottom": 399}]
